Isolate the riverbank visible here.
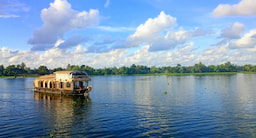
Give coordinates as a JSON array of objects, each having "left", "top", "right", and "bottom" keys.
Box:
[
  {"left": 0, "top": 74, "right": 40, "bottom": 78},
  {"left": 1, "top": 72, "right": 256, "bottom": 78},
  {"left": 164, "top": 72, "right": 239, "bottom": 76},
  {"left": 91, "top": 72, "right": 255, "bottom": 76}
]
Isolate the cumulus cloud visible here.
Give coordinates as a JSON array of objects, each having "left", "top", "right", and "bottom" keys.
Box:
[
  {"left": 213, "top": 29, "right": 256, "bottom": 50},
  {"left": 151, "top": 27, "right": 209, "bottom": 51},
  {"left": 127, "top": 11, "right": 210, "bottom": 52},
  {"left": 82, "top": 36, "right": 126, "bottom": 53},
  {"left": 166, "top": 42, "right": 197, "bottom": 65},
  {"left": 248, "top": 46, "right": 256, "bottom": 52},
  {"left": 220, "top": 22, "right": 244, "bottom": 39},
  {"left": 204, "top": 45, "right": 229, "bottom": 56},
  {"left": 205, "top": 27, "right": 256, "bottom": 64},
  {"left": 1, "top": 42, "right": 256, "bottom": 69},
  {"left": 57, "top": 35, "right": 89, "bottom": 49},
  {"left": 126, "top": 45, "right": 153, "bottom": 65},
  {"left": 0, "top": 47, "right": 38, "bottom": 67},
  {"left": 212, "top": 0, "right": 256, "bottom": 17},
  {"left": 28, "top": 0, "right": 99, "bottom": 51},
  {"left": 233, "top": 29, "right": 256, "bottom": 48},
  {"left": 128, "top": 11, "right": 177, "bottom": 47}
]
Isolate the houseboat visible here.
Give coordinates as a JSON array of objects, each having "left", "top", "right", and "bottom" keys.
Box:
[{"left": 33, "top": 71, "right": 92, "bottom": 96}]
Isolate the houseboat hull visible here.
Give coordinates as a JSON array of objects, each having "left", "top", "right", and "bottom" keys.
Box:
[
  {"left": 34, "top": 85, "right": 92, "bottom": 96},
  {"left": 33, "top": 71, "right": 92, "bottom": 96}
]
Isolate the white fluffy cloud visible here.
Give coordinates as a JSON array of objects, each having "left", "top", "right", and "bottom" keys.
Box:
[
  {"left": 234, "top": 29, "right": 256, "bottom": 48},
  {"left": 0, "top": 47, "right": 38, "bottom": 67},
  {"left": 128, "top": 11, "right": 176, "bottom": 46},
  {"left": 204, "top": 44, "right": 229, "bottom": 56},
  {"left": 28, "top": 0, "right": 99, "bottom": 51},
  {"left": 166, "top": 43, "right": 195, "bottom": 64},
  {"left": 220, "top": 22, "right": 244, "bottom": 39},
  {"left": 202, "top": 26, "right": 256, "bottom": 65},
  {"left": 127, "top": 11, "right": 210, "bottom": 51},
  {"left": 212, "top": 0, "right": 256, "bottom": 17},
  {"left": 1, "top": 39, "right": 256, "bottom": 69}
]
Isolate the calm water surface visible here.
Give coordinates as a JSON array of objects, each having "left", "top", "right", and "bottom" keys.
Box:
[{"left": 0, "top": 74, "right": 256, "bottom": 137}]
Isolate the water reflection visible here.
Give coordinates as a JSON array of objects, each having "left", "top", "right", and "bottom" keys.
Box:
[
  {"left": 33, "top": 92, "right": 92, "bottom": 137},
  {"left": 1, "top": 74, "right": 256, "bottom": 137},
  {"left": 34, "top": 91, "right": 91, "bottom": 103}
]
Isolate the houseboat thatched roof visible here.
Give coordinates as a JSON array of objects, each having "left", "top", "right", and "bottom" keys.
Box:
[
  {"left": 54, "top": 71, "right": 74, "bottom": 74},
  {"left": 35, "top": 74, "right": 55, "bottom": 81},
  {"left": 34, "top": 71, "right": 90, "bottom": 82}
]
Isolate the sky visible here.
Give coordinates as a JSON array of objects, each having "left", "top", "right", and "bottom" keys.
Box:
[{"left": 0, "top": 0, "right": 256, "bottom": 69}]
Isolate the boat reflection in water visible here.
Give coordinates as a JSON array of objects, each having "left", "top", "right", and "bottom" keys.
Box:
[
  {"left": 34, "top": 91, "right": 91, "bottom": 102},
  {"left": 33, "top": 91, "right": 92, "bottom": 137}
]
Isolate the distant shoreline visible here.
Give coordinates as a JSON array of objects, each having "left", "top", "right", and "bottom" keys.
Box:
[{"left": 1, "top": 72, "right": 256, "bottom": 78}]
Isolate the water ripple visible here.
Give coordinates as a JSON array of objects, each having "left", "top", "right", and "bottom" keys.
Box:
[{"left": 1, "top": 75, "right": 256, "bottom": 137}]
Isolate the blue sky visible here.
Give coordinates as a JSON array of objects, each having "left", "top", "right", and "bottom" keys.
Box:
[{"left": 0, "top": 0, "right": 256, "bottom": 68}]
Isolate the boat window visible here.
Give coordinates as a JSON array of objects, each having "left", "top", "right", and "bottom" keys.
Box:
[
  {"left": 40, "top": 81, "right": 43, "bottom": 88},
  {"left": 79, "top": 81, "right": 84, "bottom": 89},
  {"left": 49, "top": 82, "right": 52, "bottom": 88},
  {"left": 73, "top": 81, "right": 85, "bottom": 89},
  {"left": 74, "top": 81, "right": 79, "bottom": 89},
  {"left": 45, "top": 81, "right": 48, "bottom": 88},
  {"left": 66, "top": 82, "right": 71, "bottom": 88},
  {"left": 83, "top": 81, "right": 88, "bottom": 87},
  {"left": 60, "top": 82, "right": 63, "bottom": 89}
]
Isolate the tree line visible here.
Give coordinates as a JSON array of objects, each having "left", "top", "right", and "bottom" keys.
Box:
[{"left": 0, "top": 62, "right": 256, "bottom": 77}]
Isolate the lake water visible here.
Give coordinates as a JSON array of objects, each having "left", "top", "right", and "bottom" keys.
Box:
[{"left": 0, "top": 74, "right": 256, "bottom": 137}]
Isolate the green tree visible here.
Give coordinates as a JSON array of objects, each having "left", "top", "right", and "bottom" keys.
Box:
[
  {"left": 178, "top": 67, "right": 184, "bottom": 73},
  {"left": 207, "top": 65, "right": 216, "bottom": 72},
  {"left": 38, "top": 65, "right": 49, "bottom": 75},
  {"left": 223, "top": 62, "right": 237, "bottom": 72},
  {"left": 111, "top": 67, "right": 119, "bottom": 75},
  {"left": 25, "top": 67, "right": 32, "bottom": 75},
  {"left": 244, "top": 64, "right": 252, "bottom": 72},
  {"left": 119, "top": 66, "right": 128, "bottom": 74},
  {"left": 102, "top": 68, "right": 112, "bottom": 75},
  {"left": 251, "top": 66, "right": 256, "bottom": 72},
  {"left": 176, "top": 64, "right": 181, "bottom": 73},
  {"left": 150, "top": 66, "right": 161, "bottom": 73},
  {"left": 128, "top": 64, "right": 136, "bottom": 74},
  {"left": 53, "top": 67, "right": 64, "bottom": 72},
  {"left": 4, "top": 65, "right": 18, "bottom": 78},
  {"left": 193, "top": 62, "right": 207, "bottom": 73},
  {"left": 66, "top": 64, "right": 72, "bottom": 70},
  {"left": 71, "top": 65, "right": 80, "bottom": 71},
  {"left": 20, "top": 62, "right": 26, "bottom": 70},
  {"left": 19, "top": 62, "right": 27, "bottom": 76},
  {"left": 0, "top": 65, "right": 4, "bottom": 76},
  {"left": 80, "top": 65, "right": 94, "bottom": 75}
]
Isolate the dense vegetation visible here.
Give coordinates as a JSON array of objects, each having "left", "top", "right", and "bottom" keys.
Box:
[{"left": 0, "top": 62, "right": 256, "bottom": 77}]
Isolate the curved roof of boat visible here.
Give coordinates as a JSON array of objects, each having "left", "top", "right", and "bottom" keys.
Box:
[
  {"left": 54, "top": 71, "right": 74, "bottom": 74},
  {"left": 34, "top": 74, "right": 56, "bottom": 81},
  {"left": 54, "top": 71, "right": 88, "bottom": 75},
  {"left": 34, "top": 71, "right": 90, "bottom": 82}
]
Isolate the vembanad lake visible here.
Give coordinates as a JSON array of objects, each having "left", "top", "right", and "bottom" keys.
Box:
[{"left": 0, "top": 74, "right": 256, "bottom": 137}]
